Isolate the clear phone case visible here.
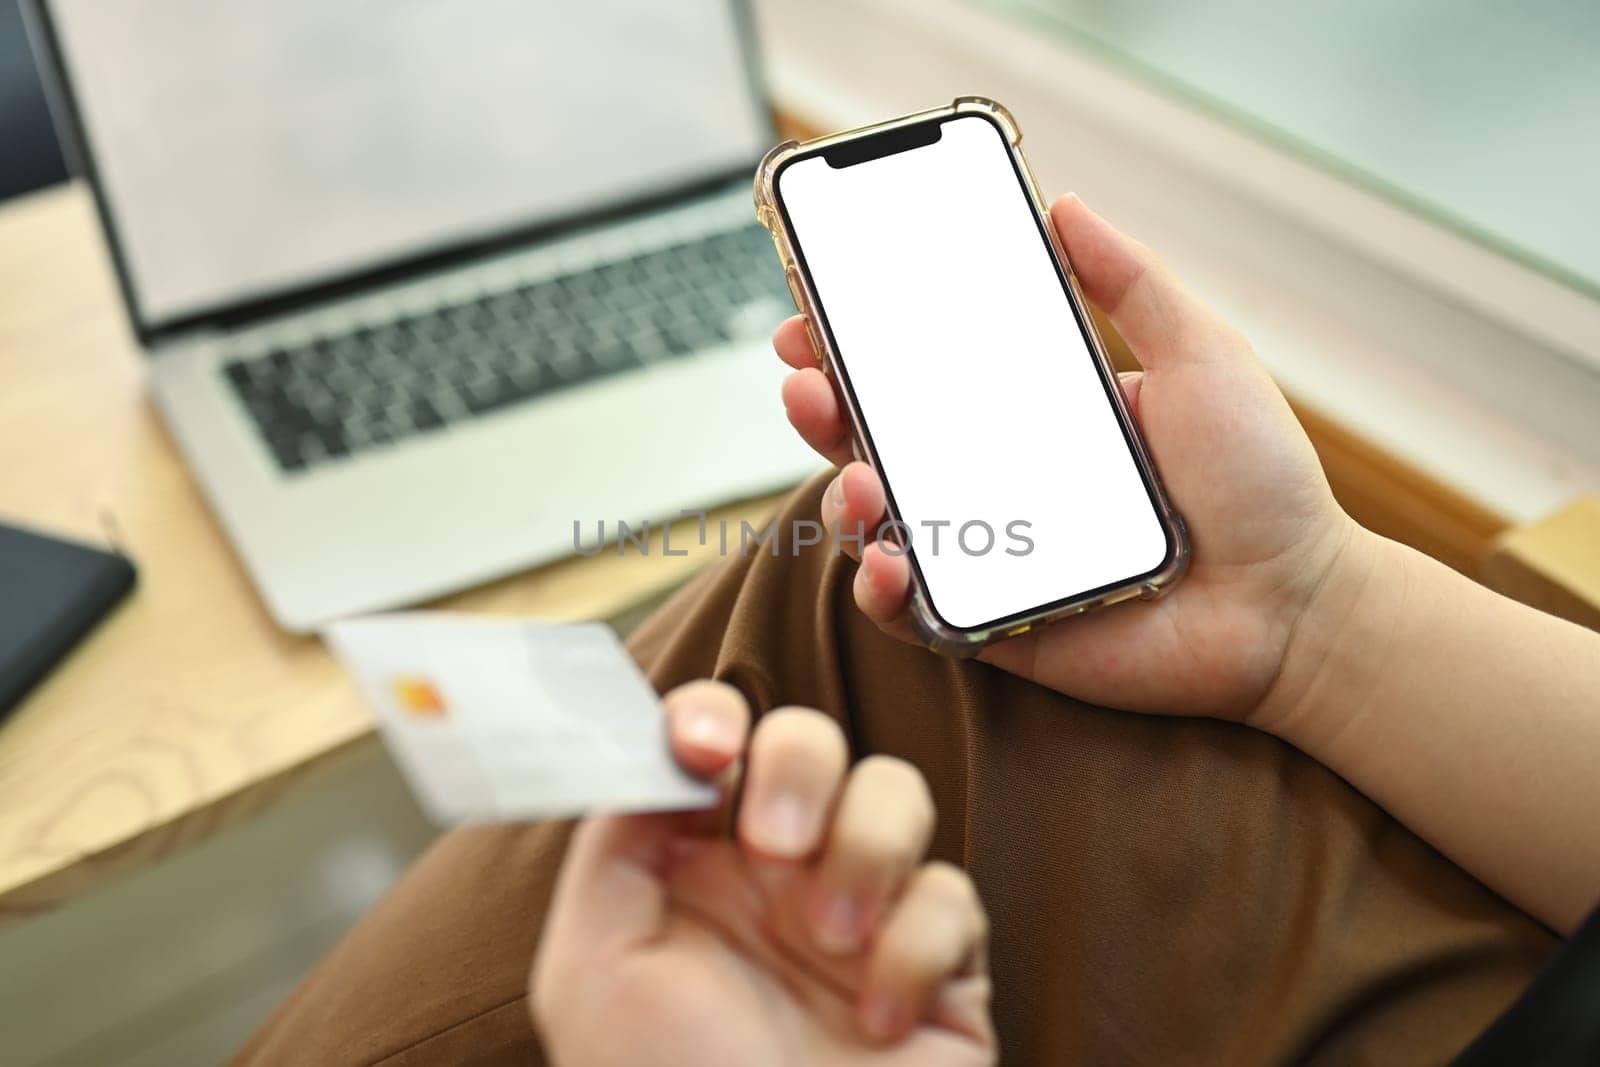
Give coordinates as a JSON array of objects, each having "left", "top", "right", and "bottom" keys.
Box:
[{"left": 754, "top": 97, "right": 1190, "bottom": 656}]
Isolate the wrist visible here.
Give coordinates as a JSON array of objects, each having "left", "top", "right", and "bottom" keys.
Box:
[{"left": 1249, "top": 520, "right": 1409, "bottom": 750}]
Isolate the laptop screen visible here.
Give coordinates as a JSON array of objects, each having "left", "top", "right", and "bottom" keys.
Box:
[{"left": 39, "top": 1, "right": 771, "bottom": 332}]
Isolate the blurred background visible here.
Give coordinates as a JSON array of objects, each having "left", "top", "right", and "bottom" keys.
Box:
[
  {"left": 0, "top": 1, "right": 1595, "bottom": 1064},
  {"left": 0, "top": 0, "right": 66, "bottom": 199},
  {"left": 990, "top": 0, "right": 1600, "bottom": 296},
  {"left": 9, "top": 1, "right": 1597, "bottom": 292}
]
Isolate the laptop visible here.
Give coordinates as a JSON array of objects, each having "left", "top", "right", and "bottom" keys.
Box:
[{"left": 22, "top": 1, "right": 817, "bottom": 631}]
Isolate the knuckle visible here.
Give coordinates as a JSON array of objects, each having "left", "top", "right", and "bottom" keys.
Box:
[
  {"left": 663, "top": 681, "right": 749, "bottom": 742},
  {"left": 758, "top": 706, "right": 847, "bottom": 764},
  {"left": 858, "top": 754, "right": 930, "bottom": 792},
  {"left": 1134, "top": 238, "right": 1165, "bottom": 273},
  {"left": 833, "top": 814, "right": 920, "bottom": 871},
  {"left": 665, "top": 678, "right": 744, "bottom": 711},
  {"left": 919, "top": 860, "right": 981, "bottom": 912},
  {"left": 879, "top": 921, "right": 950, "bottom": 980},
  {"left": 856, "top": 756, "right": 935, "bottom": 819}
]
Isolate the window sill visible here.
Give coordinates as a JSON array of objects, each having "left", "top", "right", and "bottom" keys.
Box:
[{"left": 753, "top": 0, "right": 1600, "bottom": 536}]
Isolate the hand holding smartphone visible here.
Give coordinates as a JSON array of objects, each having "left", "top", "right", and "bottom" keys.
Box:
[{"left": 756, "top": 98, "right": 1187, "bottom": 655}]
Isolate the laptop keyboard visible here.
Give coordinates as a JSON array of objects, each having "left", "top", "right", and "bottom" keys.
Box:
[{"left": 221, "top": 222, "right": 790, "bottom": 474}]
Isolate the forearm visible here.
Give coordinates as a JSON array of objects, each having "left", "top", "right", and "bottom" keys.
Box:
[{"left": 1262, "top": 525, "right": 1600, "bottom": 934}]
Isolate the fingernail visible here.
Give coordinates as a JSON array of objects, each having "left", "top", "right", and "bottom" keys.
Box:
[
  {"left": 863, "top": 995, "right": 902, "bottom": 1042},
  {"left": 750, "top": 791, "right": 813, "bottom": 858},
  {"left": 830, "top": 476, "right": 846, "bottom": 508},
  {"left": 814, "top": 892, "right": 864, "bottom": 954},
  {"left": 679, "top": 707, "right": 737, "bottom": 752}
]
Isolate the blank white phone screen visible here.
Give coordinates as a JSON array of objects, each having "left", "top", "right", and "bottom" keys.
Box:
[{"left": 775, "top": 114, "right": 1171, "bottom": 631}]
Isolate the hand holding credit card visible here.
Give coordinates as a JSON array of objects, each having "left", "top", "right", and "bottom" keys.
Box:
[
  {"left": 328, "top": 613, "right": 995, "bottom": 1056},
  {"left": 323, "top": 613, "right": 716, "bottom": 824}
]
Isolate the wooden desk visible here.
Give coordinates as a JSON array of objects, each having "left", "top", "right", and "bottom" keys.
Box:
[{"left": 0, "top": 184, "right": 789, "bottom": 923}]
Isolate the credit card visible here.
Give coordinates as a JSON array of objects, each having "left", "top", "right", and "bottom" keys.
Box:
[{"left": 323, "top": 613, "right": 717, "bottom": 824}]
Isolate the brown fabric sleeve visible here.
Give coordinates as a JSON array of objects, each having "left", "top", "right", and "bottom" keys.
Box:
[{"left": 233, "top": 471, "right": 1554, "bottom": 1065}]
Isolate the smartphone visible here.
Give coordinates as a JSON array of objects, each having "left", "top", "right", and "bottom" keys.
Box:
[{"left": 755, "top": 97, "right": 1188, "bottom": 655}]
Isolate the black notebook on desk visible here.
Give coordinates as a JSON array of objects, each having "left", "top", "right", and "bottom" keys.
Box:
[{"left": 0, "top": 521, "right": 136, "bottom": 716}]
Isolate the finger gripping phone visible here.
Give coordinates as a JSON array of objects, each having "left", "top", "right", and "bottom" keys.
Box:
[{"left": 755, "top": 97, "right": 1188, "bottom": 656}]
